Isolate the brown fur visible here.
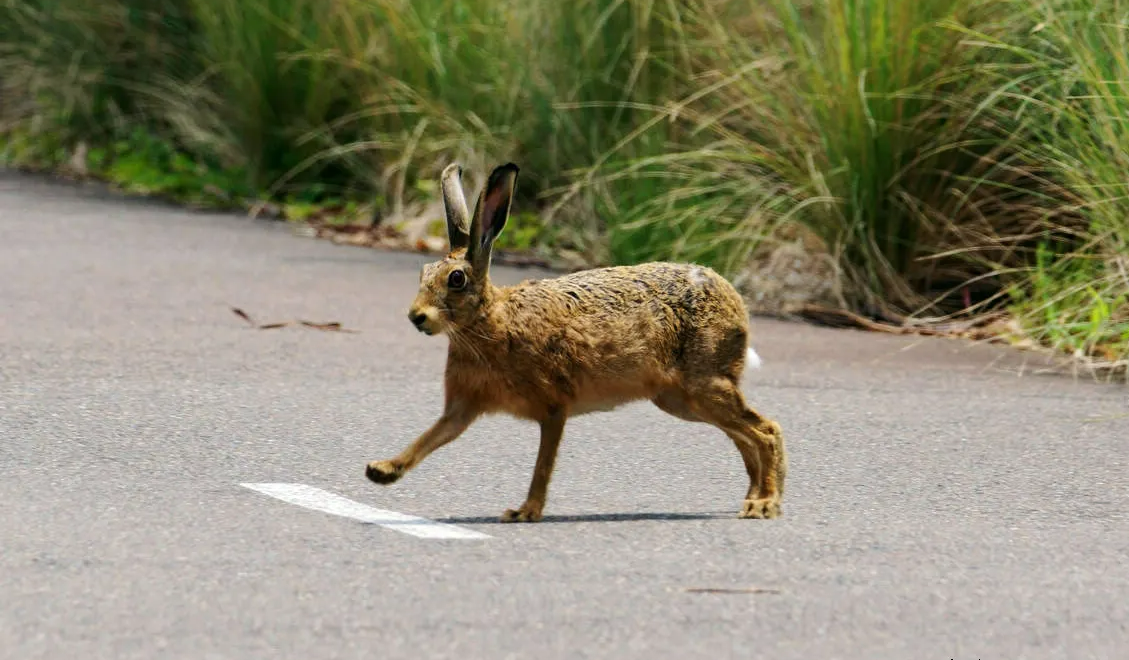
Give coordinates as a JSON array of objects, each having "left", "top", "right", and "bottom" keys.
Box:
[{"left": 366, "top": 162, "right": 787, "bottom": 521}]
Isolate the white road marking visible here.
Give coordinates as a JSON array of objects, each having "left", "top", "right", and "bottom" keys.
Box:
[{"left": 240, "top": 483, "right": 490, "bottom": 540}]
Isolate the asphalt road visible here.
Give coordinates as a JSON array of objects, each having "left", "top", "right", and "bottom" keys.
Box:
[{"left": 2, "top": 171, "right": 1127, "bottom": 660}]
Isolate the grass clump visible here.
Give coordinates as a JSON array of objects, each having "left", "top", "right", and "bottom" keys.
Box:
[
  {"left": 0, "top": 0, "right": 677, "bottom": 223},
  {"left": 0, "top": 1, "right": 195, "bottom": 169},
  {"left": 1, "top": 0, "right": 1128, "bottom": 378},
  {"left": 976, "top": 0, "right": 1129, "bottom": 375},
  {"left": 584, "top": 0, "right": 1037, "bottom": 313}
]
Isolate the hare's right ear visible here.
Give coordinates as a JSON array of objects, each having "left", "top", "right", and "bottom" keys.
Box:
[
  {"left": 467, "top": 163, "right": 519, "bottom": 275},
  {"left": 440, "top": 163, "right": 470, "bottom": 251}
]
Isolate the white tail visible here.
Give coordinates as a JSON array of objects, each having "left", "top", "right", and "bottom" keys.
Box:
[{"left": 746, "top": 346, "right": 763, "bottom": 369}]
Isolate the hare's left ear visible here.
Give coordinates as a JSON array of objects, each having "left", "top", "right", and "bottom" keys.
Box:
[
  {"left": 467, "top": 163, "right": 519, "bottom": 275},
  {"left": 440, "top": 163, "right": 470, "bottom": 251}
]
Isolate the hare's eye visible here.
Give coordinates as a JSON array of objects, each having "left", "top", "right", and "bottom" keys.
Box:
[{"left": 447, "top": 269, "right": 467, "bottom": 290}]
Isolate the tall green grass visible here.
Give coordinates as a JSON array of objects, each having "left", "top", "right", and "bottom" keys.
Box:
[
  {"left": 970, "top": 0, "right": 1129, "bottom": 374},
  {"left": 1, "top": 0, "right": 1127, "bottom": 376},
  {"left": 581, "top": 0, "right": 1041, "bottom": 313},
  {"left": 0, "top": 1, "right": 195, "bottom": 146},
  {"left": 138, "top": 0, "right": 530, "bottom": 197}
]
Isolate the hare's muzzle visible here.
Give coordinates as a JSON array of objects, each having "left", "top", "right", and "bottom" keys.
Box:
[{"left": 407, "top": 307, "right": 436, "bottom": 335}]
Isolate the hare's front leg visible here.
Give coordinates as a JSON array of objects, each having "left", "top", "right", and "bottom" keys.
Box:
[
  {"left": 366, "top": 401, "right": 477, "bottom": 485},
  {"left": 501, "top": 409, "right": 566, "bottom": 523}
]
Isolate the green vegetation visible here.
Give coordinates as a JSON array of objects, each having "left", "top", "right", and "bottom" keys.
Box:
[
  {"left": 982, "top": 0, "right": 1129, "bottom": 371},
  {"left": 1, "top": 0, "right": 1126, "bottom": 378}
]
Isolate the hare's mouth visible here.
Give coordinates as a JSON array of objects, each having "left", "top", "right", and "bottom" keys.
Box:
[
  {"left": 411, "top": 320, "right": 436, "bottom": 335},
  {"left": 408, "top": 302, "right": 456, "bottom": 336},
  {"left": 408, "top": 307, "right": 442, "bottom": 335}
]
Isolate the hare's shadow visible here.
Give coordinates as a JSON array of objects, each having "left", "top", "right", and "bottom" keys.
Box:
[{"left": 438, "top": 511, "right": 726, "bottom": 525}]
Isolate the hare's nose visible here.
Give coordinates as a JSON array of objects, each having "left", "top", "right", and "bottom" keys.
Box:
[{"left": 408, "top": 310, "right": 428, "bottom": 327}]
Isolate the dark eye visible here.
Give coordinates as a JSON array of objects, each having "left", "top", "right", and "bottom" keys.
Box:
[{"left": 447, "top": 269, "right": 467, "bottom": 290}]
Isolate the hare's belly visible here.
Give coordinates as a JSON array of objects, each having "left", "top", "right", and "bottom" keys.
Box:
[
  {"left": 567, "top": 376, "right": 662, "bottom": 416},
  {"left": 569, "top": 397, "right": 632, "bottom": 416},
  {"left": 488, "top": 369, "right": 660, "bottom": 418}
]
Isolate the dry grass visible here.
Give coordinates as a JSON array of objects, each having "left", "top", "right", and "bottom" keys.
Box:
[{"left": 1, "top": 0, "right": 1126, "bottom": 379}]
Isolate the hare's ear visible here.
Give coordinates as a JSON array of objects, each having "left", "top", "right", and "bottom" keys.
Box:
[
  {"left": 467, "top": 163, "right": 519, "bottom": 274},
  {"left": 440, "top": 162, "right": 470, "bottom": 251}
]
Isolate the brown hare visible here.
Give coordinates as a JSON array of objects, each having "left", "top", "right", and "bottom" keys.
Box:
[{"left": 365, "top": 162, "right": 787, "bottom": 522}]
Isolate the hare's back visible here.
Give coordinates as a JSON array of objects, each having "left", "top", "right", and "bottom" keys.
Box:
[
  {"left": 548, "top": 261, "right": 747, "bottom": 320},
  {"left": 492, "top": 262, "right": 751, "bottom": 411},
  {"left": 509, "top": 262, "right": 749, "bottom": 359}
]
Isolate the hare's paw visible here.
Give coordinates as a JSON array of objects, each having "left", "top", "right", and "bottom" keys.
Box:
[
  {"left": 365, "top": 460, "right": 404, "bottom": 485},
  {"left": 739, "top": 497, "right": 781, "bottom": 519},
  {"left": 500, "top": 503, "right": 543, "bottom": 523}
]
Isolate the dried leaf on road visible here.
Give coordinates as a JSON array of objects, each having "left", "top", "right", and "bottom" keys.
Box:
[
  {"left": 684, "top": 587, "right": 782, "bottom": 595},
  {"left": 230, "top": 307, "right": 359, "bottom": 333},
  {"left": 299, "top": 320, "right": 359, "bottom": 333},
  {"left": 230, "top": 307, "right": 255, "bottom": 326}
]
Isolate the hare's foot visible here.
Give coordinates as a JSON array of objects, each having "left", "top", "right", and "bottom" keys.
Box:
[
  {"left": 365, "top": 460, "right": 404, "bottom": 485},
  {"left": 501, "top": 502, "right": 544, "bottom": 523},
  {"left": 739, "top": 497, "right": 781, "bottom": 519}
]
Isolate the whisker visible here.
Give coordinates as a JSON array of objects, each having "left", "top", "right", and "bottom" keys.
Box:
[
  {"left": 448, "top": 329, "right": 489, "bottom": 364},
  {"left": 435, "top": 305, "right": 499, "bottom": 348}
]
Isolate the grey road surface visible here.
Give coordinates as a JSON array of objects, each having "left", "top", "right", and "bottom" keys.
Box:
[{"left": 2, "top": 171, "right": 1127, "bottom": 660}]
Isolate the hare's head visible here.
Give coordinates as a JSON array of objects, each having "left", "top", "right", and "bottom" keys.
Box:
[{"left": 407, "top": 162, "right": 519, "bottom": 336}]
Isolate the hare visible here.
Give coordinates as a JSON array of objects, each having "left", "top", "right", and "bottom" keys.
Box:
[{"left": 365, "top": 162, "right": 787, "bottom": 522}]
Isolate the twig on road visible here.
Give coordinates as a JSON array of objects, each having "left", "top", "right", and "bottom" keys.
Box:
[{"left": 229, "top": 307, "right": 360, "bottom": 333}]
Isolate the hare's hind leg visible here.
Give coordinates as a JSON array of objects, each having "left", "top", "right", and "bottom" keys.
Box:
[
  {"left": 652, "top": 390, "right": 702, "bottom": 422},
  {"left": 681, "top": 377, "right": 786, "bottom": 519},
  {"left": 502, "top": 409, "right": 566, "bottom": 523},
  {"left": 366, "top": 401, "right": 477, "bottom": 485}
]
